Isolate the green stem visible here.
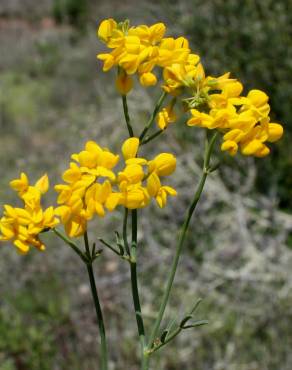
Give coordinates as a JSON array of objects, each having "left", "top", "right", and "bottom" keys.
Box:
[
  {"left": 130, "top": 210, "right": 146, "bottom": 358},
  {"left": 123, "top": 207, "right": 130, "bottom": 255},
  {"left": 122, "top": 95, "right": 134, "bottom": 137},
  {"left": 142, "top": 354, "right": 150, "bottom": 370},
  {"left": 99, "top": 238, "right": 121, "bottom": 256},
  {"left": 141, "top": 129, "right": 164, "bottom": 146},
  {"left": 147, "top": 132, "right": 218, "bottom": 351},
  {"left": 84, "top": 233, "right": 108, "bottom": 370},
  {"left": 139, "top": 91, "right": 167, "bottom": 141},
  {"left": 53, "top": 228, "right": 87, "bottom": 263},
  {"left": 151, "top": 327, "right": 182, "bottom": 353}
]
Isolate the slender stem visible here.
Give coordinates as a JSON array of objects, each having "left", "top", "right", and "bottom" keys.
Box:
[
  {"left": 123, "top": 207, "right": 130, "bottom": 255},
  {"left": 121, "top": 91, "right": 148, "bottom": 368},
  {"left": 99, "top": 238, "right": 121, "bottom": 256},
  {"left": 147, "top": 132, "right": 218, "bottom": 350},
  {"left": 142, "top": 354, "right": 150, "bottom": 370},
  {"left": 139, "top": 91, "right": 167, "bottom": 141},
  {"left": 150, "top": 299, "right": 204, "bottom": 354},
  {"left": 130, "top": 210, "right": 146, "bottom": 358},
  {"left": 84, "top": 233, "right": 108, "bottom": 370},
  {"left": 141, "top": 129, "right": 164, "bottom": 146},
  {"left": 151, "top": 327, "right": 182, "bottom": 353},
  {"left": 122, "top": 95, "right": 134, "bottom": 137},
  {"left": 53, "top": 228, "right": 87, "bottom": 263}
]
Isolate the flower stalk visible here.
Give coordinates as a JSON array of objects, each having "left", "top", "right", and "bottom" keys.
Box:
[
  {"left": 84, "top": 232, "right": 109, "bottom": 370},
  {"left": 130, "top": 210, "right": 147, "bottom": 357},
  {"left": 139, "top": 91, "right": 167, "bottom": 141},
  {"left": 147, "top": 131, "right": 218, "bottom": 354},
  {"left": 122, "top": 95, "right": 134, "bottom": 137}
]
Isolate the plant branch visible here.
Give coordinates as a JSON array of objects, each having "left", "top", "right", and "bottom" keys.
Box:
[
  {"left": 123, "top": 207, "right": 130, "bottom": 255},
  {"left": 84, "top": 232, "right": 109, "bottom": 370},
  {"left": 130, "top": 210, "right": 146, "bottom": 358},
  {"left": 141, "top": 129, "right": 164, "bottom": 145},
  {"left": 139, "top": 91, "right": 167, "bottom": 141},
  {"left": 53, "top": 228, "right": 87, "bottom": 263},
  {"left": 122, "top": 95, "right": 134, "bottom": 137},
  {"left": 147, "top": 131, "right": 218, "bottom": 350}
]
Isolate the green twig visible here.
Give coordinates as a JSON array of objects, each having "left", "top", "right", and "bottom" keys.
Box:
[
  {"left": 53, "top": 228, "right": 87, "bottom": 263},
  {"left": 99, "top": 238, "right": 121, "bottom": 256},
  {"left": 147, "top": 131, "right": 218, "bottom": 351},
  {"left": 122, "top": 95, "right": 134, "bottom": 137},
  {"left": 141, "top": 129, "right": 164, "bottom": 145},
  {"left": 139, "top": 91, "right": 167, "bottom": 141},
  {"left": 84, "top": 232, "right": 108, "bottom": 370},
  {"left": 130, "top": 210, "right": 146, "bottom": 359},
  {"left": 123, "top": 208, "right": 130, "bottom": 255}
]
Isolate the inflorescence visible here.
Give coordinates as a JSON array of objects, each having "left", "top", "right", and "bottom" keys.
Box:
[{"left": 0, "top": 18, "right": 284, "bottom": 253}]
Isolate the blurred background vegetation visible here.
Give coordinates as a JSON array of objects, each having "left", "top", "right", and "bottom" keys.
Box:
[{"left": 0, "top": 0, "right": 291, "bottom": 369}]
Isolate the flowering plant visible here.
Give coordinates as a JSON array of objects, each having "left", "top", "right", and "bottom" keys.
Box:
[{"left": 0, "top": 19, "right": 283, "bottom": 370}]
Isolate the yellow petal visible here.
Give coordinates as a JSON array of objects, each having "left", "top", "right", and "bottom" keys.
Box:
[
  {"left": 116, "top": 74, "right": 133, "bottom": 95},
  {"left": 247, "top": 89, "right": 269, "bottom": 107},
  {"left": 14, "top": 239, "right": 30, "bottom": 254},
  {"left": 122, "top": 137, "right": 140, "bottom": 160},
  {"left": 221, "top": 140, "right": 238, "bottom": 156},
  {"left": 139, "top": 72, "right": 157, "bottom": 87},
  {"left": 148, "top": 153, "right": 176, "bottom": 176},
  {"left": 62, "top": 163, "right": 81, "bottom": 183},
  {"left": 268, "top": 123, "right": 283, "bottom": 143},
  {"left": 0, "top": 223, "right": 15, "bottom": 239},
  {"left": 35, "top": 174, "right": 49, "bottom": 194},
  {"left": 105, "top": 193, "right": 120, "bottom": 211},
  {"left": 78, "top": 151, "right": 97, "bottom": 168},
  {"left": 95, "top": 202, "right": 105, "bottom": 217},
  {"left": 163, "top": 186, "right": 177, "bottom": 196},
  {"left": 97, "top": 18, "right": 117, "bottom": 43},
  {"left": 241, "top": 140, "right": 264, "bottom": 156},
  {"left": 147, "top": 173, "right": 161, "bottom": 197},
  {"left": 10, "top": 172, "right": 29, "bottom": 193}
]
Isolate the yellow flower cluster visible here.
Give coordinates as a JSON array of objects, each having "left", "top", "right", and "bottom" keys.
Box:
[
  {"left": 55, "top": 138, "right": 177, "bottom": 237},
  {"left": 97, "top": 18, "right": 283, "bottom": 157},
  {"left": 0, "top": 173, "right": 58, "bottom": 254},
  {"left": 97, "top": 18, "right": 200, "bottom": 94},
  {"left": 187, "top": 80, "right": 284, "bottom": 157}
]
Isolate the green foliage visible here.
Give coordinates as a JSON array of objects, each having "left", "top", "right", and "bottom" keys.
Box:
[
  {"left": 0, "top": 73, "right": 51, "bottom": 129},
  {"left": 52, "top": 0, "right": 88, "bottom": 29},
  {"left": 180, "top": 0, "right": 292, "bottom": 210},
  {"left": 0, "top": 276, "right": 73, "bottom": 370}
]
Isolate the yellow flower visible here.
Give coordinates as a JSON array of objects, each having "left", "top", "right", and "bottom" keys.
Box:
[
  {"left": 55, "top": 139, "right": 177, "bottom": 233},
  {"left": 139, "top": 72, "right": 157, "bottom": 86},
  {"left": 267, "top": 123, "right": 283, "bottom": 142},
  {"left": 157, "top": 104, "right": 176, "bottom": 130},
  {"left": 118, "top": 184, "right": 150, "bottom": 209},
  {"left": 241, "top": 140, "right": 270, "bottom": 157},
  {"left": 148, "top": 153, "right": 176, "bottom": 176},
  {"left": 221, "top": 140, "right": 239, "bottom": 156},
  {"left": 186, "top": 74, "right": 284, "bottom": 157},
  {"left": 118, "top": 164, "right": 145, "bottom": 185},
  {"left": 97, "top": 18, "right": 117, "bottom": 43},
  {"left": 147, "top": 173, "right": 177, "bottom": 208},
  {"left": 0, "top": 174, "right": 59, "bottom": 254},
  {"left": 10, "top": 172, "right": 29, "bottom": 194},
  {"left": 55, "top": 141, "right": 121, "bottom": 236},
  {"left": 122, "top": 137, "right": 140, "bottom": 160},
  {"left": 116, "top": 72, "right": 133, "bottom": 95},
  {"left": 187, "top": 109, "right": 214, "bottom": 129}
]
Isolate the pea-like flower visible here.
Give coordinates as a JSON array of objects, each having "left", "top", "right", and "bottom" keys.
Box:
[
  {"left": 187, "top": 84, "right": 284, "bottom": 157},
  {"left": 97, "top": 18, "right": 284, "bottom": 157},
  {"left": 0, "top": 173, "right": 59, "bottom": 254},
  {"left": 55, "top": 138, "right": 177, "bottom": 237},
  {"left": 96, "top": 19, "right": 200, "bottom": 94}
]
